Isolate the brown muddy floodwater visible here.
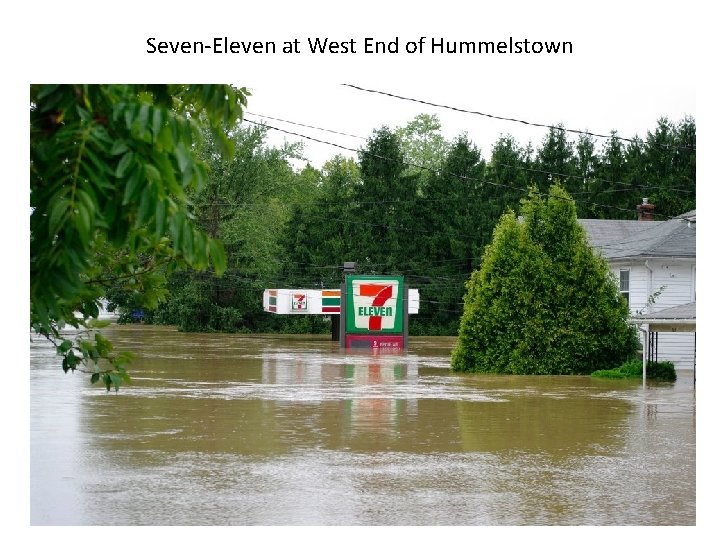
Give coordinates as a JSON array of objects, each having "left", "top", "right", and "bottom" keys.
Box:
[{"left": 30, "top": 324, "right": 696, "bottom": 526}]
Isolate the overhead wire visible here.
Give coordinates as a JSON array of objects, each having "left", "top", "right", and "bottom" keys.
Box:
[
  {"left": 245, "top": 112, "right": 367, "bottom": 140},
  {"left": 341, "top": 83, "right": 696, "bottom": 151}
]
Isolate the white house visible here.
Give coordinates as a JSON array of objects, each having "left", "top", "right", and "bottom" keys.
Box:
[{"left": 579, "top": 202, "right": 696, "bottom": 371}]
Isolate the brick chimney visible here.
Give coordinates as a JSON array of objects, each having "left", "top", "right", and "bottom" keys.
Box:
[{"left": 636, "top": 197, "right": 655, "bottom": 221}]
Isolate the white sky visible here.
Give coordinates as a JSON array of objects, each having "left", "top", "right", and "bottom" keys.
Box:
[
  {"left": 5, "top": 0, "right": 717, "bottom": 536},
  {"left": 247, "top": 80, "right": 696, "bottom": 169}
]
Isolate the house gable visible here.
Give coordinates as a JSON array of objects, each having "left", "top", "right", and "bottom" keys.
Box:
[{"left": 578, "top": 210, "right": 696, "bottom": 370}]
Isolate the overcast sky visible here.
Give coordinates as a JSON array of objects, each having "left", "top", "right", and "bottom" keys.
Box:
[{"left": 245, "top": 80, "right": 696, "bottom": 169}]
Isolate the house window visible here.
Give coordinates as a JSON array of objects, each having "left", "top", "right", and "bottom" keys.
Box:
[{"left": 619, "top": 269, "right": 630, "bottom": 305}]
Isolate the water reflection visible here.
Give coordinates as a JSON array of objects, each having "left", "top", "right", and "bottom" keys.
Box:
[{"left": 30, "top": 325, "right": 696, "bottom": 525}]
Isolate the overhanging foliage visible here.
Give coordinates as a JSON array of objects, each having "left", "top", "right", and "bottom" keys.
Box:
[{"left": 30, "top": 84, "right": 249, "bottom": 389}]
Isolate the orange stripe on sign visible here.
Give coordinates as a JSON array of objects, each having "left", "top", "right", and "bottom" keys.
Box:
[
  {"left": 269, "top": 290, "right": 277, "bottom": 297},
  {"left": 322, "top": 290, "right": 340, "bottom": 297}
]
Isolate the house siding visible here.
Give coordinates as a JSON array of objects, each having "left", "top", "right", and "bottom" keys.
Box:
[{"left": 610, "top": 258, "right": 696, "bottom": 370}]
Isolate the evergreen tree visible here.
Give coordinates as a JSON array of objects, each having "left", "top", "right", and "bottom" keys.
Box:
[
  {"left": 451, "top": 184, "right": 637, "bottom": 374},
  {"left": 574, "top": 133, "right": 599, "bottom": 198},
  {"left": 670, "top": 116, "right": 696, "bottom": 214},
  {"left": 642, "top": 117, "right": 696, "bottom": 217},
  {"left": 355, "top": 127, "right": 417, "bottom": 272},
  {"left": 588, "top": 132, "right": 628, "bottom": 218},
  {"left": 413, "top": 135, "right": 486, "bottom": 334},
  {"left": 534, "top": 125, "right": 578, "bottom": 192},
  {"left": 485, "top": 135, "right": 532, "bottom": 218}
]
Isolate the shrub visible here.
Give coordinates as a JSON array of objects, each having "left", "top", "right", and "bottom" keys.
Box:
[
  {"left": 451, "top": 185, "right": 638, "bottom": 374},
  {"left": 591, "top": 359, "right": 677, "bottom": 381}
]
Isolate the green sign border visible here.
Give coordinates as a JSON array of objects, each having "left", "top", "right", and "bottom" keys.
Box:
[{"left": 345, "top": 275, "right": 404, "bottom": 333}]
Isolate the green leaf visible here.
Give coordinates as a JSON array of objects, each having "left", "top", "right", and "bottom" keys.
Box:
[
  {"left": 56, "top": 339, "right": 73, "bottom": 354},
  {"left": 155, "top": 198, "right": 167, "bottom": 237},
  {"left": 116, "top": 151, "right": 134, "bottom": 178},
  {"left": 151, "top": 107, "right": 165, "bottom": 141},
  {"left": 137, "top": 186, "right": 155, "bottom": 225},
  {"left": 47, "top": 194, "right": 70, "bottom": 236},
  {"left": 155, "top": 154, "right": 183, "bottom": 198},
  {"left": 94, "top": 332, "right": 112, "bottom": 355},
  {"left": 110, "top": 139, "right": 130, "bottom": 156},
  {"left": 136, "top": 104, "right": 150, "bottom": 134},
  {"left": 109, "top": 373, "right": 122, "bottom": 392},
  {"left": 77, "top": 106, "right": 93, "bottom": 123},
  {"left": 84, "top": 146, "right": 114, "bottom": 177},
  {"left": 66, "top": 350, "right": 78, "bottom": 371},
  {"left": 122, "top": 166, "right": 143, "bottom": 205},
  {"left": 174, "top": 143, "right": 191, "bottom": 173},
  {"left": 75, "top": 200, "right": 92, "bottom": 244},
  {"left": 76, "top": 188, "right": 98, "bottom": 214},
  {"left": 157, "top": 123, "right": 174, "bottom": 150},
  {"left": 144, "top": 163, "right": 161, "bottom": 184}
]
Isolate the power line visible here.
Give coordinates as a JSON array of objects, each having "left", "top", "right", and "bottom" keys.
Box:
[
  {"left": 341, "top": 83, "right": 696, "bottom": 151},
  {"left": 245, "top": 112, "right": 367, "bottom": 140}
]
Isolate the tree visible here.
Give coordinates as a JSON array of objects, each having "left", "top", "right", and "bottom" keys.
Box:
[
  {"left": 451, "top": 184, "right": 637, "bottom": 374},
  {"left": 642, "top": 117, "right": 696, "bottom": 217},
  {"left": 534, "top": 125, "right": 578, "bottom": 192},
  {"left": 119, "top": 124, "right": 314, "bottom": 334},
  {"left": 574, "top": 132, "right": 599, "bottom": 197},
  {"left": 485, "top": 134, "right": 532, "bottom": 218},
  {"left": 281, "top": 155, "right": 361, "bottom": 290},
  {"left": 394, "top": 113, "right": 449, "bottom": 192},
  {"left": 354, "top": 127, "right": 418, "bottom": 272},
  {"left": 412, "top": 135, "right": 486, "bottom": 334},
  {"left": 30, "top": 84, "right": 248, "bottom": 390},
  {"left": 586, "top": 131, "right": 628, "bottom": 218}
]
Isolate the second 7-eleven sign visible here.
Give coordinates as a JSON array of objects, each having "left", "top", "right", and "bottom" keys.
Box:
[{"left": 346, "top": 276, "right": 404, "bottom": 333}]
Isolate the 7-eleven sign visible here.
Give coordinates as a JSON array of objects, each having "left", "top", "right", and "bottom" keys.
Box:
[{"left": 346, "top": 276, "right": 404, "bottom": 333}]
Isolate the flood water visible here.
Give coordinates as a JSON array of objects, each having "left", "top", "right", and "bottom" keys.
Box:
[{"left": 30, "top": 324, "right": 696, "bottom": 526}]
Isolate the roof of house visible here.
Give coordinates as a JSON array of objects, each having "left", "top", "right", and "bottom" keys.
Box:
[
  {"left": 631, "top": 302, "right": 696, "bottom": 332},
  {"left": 633, "top": 301, "right": 696, "bottom": 321},
  {"left": 579, "top": 211, "right": 696, "bottom": 260}
]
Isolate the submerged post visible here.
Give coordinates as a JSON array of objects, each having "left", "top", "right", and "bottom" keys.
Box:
[
  {"left": 331, "top": 315, "right": 340, "bottom": 341},
  {"left": 338, "top": 262, "right": 355, "bottom": 348},
  {"left": 339, "top": 286, "right": 346, "bottom": 346},
  {"left": 403, "top": 283, "right": 409, "bottom": 351}
]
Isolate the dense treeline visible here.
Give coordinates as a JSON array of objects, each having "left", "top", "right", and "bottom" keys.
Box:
[{"left": 110, "top": 114, "right": 696, "bottom": 335}]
